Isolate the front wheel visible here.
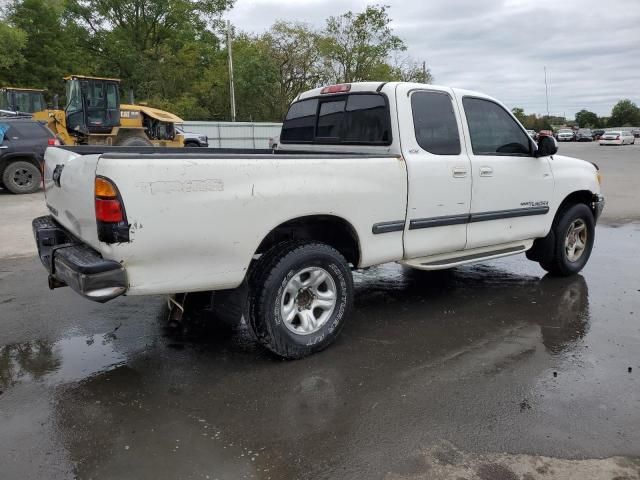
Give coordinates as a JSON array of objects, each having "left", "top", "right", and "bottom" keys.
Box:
[
  {"left": 540, "top": 203, "right": 595, "bottom": 276},
  {"left": 246, "top": 241, "right": 354, "bottom": 359}
]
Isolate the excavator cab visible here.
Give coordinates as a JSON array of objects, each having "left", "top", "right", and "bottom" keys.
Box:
[
  {"left": 0, "top": 87, "right": 46, "bottom": 115},
  {"left": 33, "top": 74, "right": 183, "bottom": 147},
  {"left": 64, "top": 76, "right": 120, "bottom": 134}
]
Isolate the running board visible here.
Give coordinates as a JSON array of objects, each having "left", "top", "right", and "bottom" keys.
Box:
[{"left": 400, "top": 241, "right": 532, "bottom": 271}]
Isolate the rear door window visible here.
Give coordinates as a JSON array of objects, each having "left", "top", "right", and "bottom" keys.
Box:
[
  {"left": 411, "top": 91, "right": 461, "bottom": 155},
  {"left": 280, "top": 93, "right": 391, "bottom": 145},
  {"left": 13, "top": 121, "right": 50, "bottom": 139}
]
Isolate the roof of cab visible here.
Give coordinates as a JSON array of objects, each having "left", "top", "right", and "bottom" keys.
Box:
[
  {"left": 296, "top": 81, "right": 495, "bottom": 104},
  {"left": 63, "top": 75, "right": 121, "bottom": 82},
  {"left": 1, "top": 87, "right": 46, "bottom": 92}
]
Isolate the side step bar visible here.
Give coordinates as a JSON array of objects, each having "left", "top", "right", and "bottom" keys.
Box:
[{"left": 400, "top": 242, "right": 532, "bottom": 271}]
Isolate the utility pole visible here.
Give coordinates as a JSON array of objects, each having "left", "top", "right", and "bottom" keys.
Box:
[
  {"left": 227, "top": 20, "right": 236, "bottom": 122},
  {"left": 544, "top": 66, "right": 550, "bottom": 118}
]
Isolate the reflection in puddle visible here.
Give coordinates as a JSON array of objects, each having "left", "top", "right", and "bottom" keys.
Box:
[{"left": 0, "top": 334, "right": 125, "bottom": 391}]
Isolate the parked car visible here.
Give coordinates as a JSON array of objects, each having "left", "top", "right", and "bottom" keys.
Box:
[
  {"left": 599, "top": 130, "right": 635, "bottom": 146},
  {"left": 557, "top": 129, "right": 576, "bottom": 141},
  {"left": 0, "top": 117, "right": 58, "bottom": 194},
  {"left": 631, "top": 128, "right": 640, "bottom": 138},
  {"left": 537, "top": 129, "right": 553, "bottom": 139},
  {"left": 575, "top": 128, "right": 593, "bottom": 142},
  {"left": 176, "top": 125, "right": 208, "bottom": 147},
  {"left": 33, "top": 81, "right": 604, "bottom": 358},
  {"left": 592, "top": 129, "right": 606, "bottom": 140}
]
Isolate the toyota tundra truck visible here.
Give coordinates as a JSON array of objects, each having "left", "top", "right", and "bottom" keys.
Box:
[{"left": 33, "top": 82, "right": 605, "bottom": 358}]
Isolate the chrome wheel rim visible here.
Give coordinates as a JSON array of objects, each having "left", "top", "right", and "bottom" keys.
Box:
[
  {"left": 565, "top": 219, "right": 587, "bottom": 262},
  {"left": 280, "top": 267, "right": 337, "bottom": 335}
]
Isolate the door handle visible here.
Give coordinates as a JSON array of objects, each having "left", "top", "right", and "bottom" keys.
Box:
[
  {"left": 452, "top": 166, "right": 468, "bottom": 178},
  {"left": 479, "top": 166, "right": 493, "bottom": 177},
  {"left": 0, "top": 146, "right": 7, "bottom": 149}
]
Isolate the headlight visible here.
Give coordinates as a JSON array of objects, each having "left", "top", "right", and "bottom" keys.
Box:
[{"left": 596, "top": 172, "right": 602, "bottom": 185}]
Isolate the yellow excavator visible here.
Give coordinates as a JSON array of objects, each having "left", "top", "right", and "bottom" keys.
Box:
[{"left": 33, "top": 75, "right": 184, "bottom": 147}]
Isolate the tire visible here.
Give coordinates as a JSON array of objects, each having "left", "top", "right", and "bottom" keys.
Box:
[
  {"left": 116, "top": 135, "right": 153, "bottom": 147},
  {"left": 184, "top": 141, "right": 200, "bottom": 148},
  {"left": 246, "top": 241, "right": 353, "bottom": 359},
  {"left": 2, "top": 160, "right": 41, "bottom": 194},
  {"left": 540, "top": 203, "right": 595, "bottom": 276}
]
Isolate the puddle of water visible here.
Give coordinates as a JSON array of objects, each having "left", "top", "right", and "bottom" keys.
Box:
[{"left": 0, "top": 333, "right": 125, "bottom": 391}]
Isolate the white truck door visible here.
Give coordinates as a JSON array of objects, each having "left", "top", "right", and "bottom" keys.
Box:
[
  {"left": 457, "top": 95, "right": 554, "bottom": 249},
  {"left": 397, "top": 84, "right": 472, "bottom": 258}
]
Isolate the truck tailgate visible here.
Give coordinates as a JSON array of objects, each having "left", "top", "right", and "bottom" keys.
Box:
[{"left": 43, "top": 147, "right": 101, "bottom": 249}]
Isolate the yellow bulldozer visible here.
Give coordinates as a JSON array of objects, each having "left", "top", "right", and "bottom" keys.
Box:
[{"left": 33, "top": 75, "right": 184, "bottom": 147}]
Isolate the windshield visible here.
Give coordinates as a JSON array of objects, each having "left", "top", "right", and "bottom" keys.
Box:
[
  {"left": 0, "top": 90, "right": 45, "bottom": 113},
  {"left": 605, "top": 131, "right": 621, "bottom": 135},
  {"left": 0, "top": 92, "right": 9, "bottom": 110},
  {"left": 559, "top": 129, "right": 572, "bottom": 134},
  {"left": 65, "top": 80, "right": 83, "bottom": 113}
]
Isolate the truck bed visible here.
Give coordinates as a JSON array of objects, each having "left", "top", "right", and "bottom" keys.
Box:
[
  {"left": 43, "top": 145, "right": 407, "bottom": 295},
  {"left": 58, "top": 145, "right": 395, "bottom": 159}
]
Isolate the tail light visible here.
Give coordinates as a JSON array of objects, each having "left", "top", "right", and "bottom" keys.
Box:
[
  {"left": 95, "top": 176, "right": 130, "bottom": 243},
  {"left": 48, "top": 137, "right": 61, "bottom": 146},
  {"left": 320, "top": 84, "right": 351, "bottom": 94}
]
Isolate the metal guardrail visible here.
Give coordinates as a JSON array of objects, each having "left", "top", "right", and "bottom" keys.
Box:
[{"left": 181, "top": 121, "right": 282, "bottom": 149}]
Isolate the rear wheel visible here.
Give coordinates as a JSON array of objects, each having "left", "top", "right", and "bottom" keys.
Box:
[
  {"left": 2, "top": 160, "right": 41, "bottom": 194},
  {"left": 246, "top": 241, "right": 353, "bottom": 359},
  {"left": 540, "top": 203, "right": 595, "bottom": 276}
]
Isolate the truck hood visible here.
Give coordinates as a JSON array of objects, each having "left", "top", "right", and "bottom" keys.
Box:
[
  {"left": 550, "top": 153, "right": 601, "bottom": 197},
  {"left": 552, "top": 154, "right": 598, "bottom": 172}
]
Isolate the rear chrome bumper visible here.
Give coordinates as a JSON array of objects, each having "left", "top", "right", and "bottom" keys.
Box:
[
  {"left": 32, "top": 216, "right": 127, "bottom": 302},
  {"left": 593, "top": 194, "right": 605, "bottom": 222}
]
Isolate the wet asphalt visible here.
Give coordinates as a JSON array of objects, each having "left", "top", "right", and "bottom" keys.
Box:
[{"left": 1, "top": 142, "right": 639, "bottom": 479}]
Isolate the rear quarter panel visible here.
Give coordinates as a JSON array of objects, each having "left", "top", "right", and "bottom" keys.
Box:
[{"left": 96, "top": 155, "right": 407, "bottom": 295}]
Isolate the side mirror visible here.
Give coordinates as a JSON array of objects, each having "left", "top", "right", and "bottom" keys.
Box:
[{"left": 536, "top": 135, "right": 558, "bottom": 157}]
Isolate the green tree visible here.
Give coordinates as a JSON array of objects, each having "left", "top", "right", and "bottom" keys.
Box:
[
  {"left": 512, "top": 107, "right": 526, "bottom": 124},
  {"left": 609, "top": 99, "right": 640, "bottom": 127},
  {"left": 67, "top": 0, "right": 233, "bottom": 101},
  {"left": 320, "top": 4, "right": 406, "bottom": 83},
  {"left": 4, "top": 0, "right": 81, "bottom": 91},
  {"left": 387, "top": 56, "right": 432, "bottom": 83},
  {"left": 260, "top": 21, "right": 325, "bottom": 119},
  {"left": 574, "top": 109, "right": 601, "bottom": 128},
  {"left": 0, "top": 23, "right": 26, "bottom": 74}
]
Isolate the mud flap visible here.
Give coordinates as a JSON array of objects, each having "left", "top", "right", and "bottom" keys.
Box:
[{"left": 526, "top": 230, "right": 556, "bottom": 263}]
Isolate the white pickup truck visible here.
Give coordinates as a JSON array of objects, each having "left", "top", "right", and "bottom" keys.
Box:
[{"left": 33, "top": 81, "right": 604, "bottom": 358}]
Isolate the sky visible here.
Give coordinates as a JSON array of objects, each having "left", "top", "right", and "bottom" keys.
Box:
[{"left": 228, "top": 0, "right": 640, "bottom": 119}]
